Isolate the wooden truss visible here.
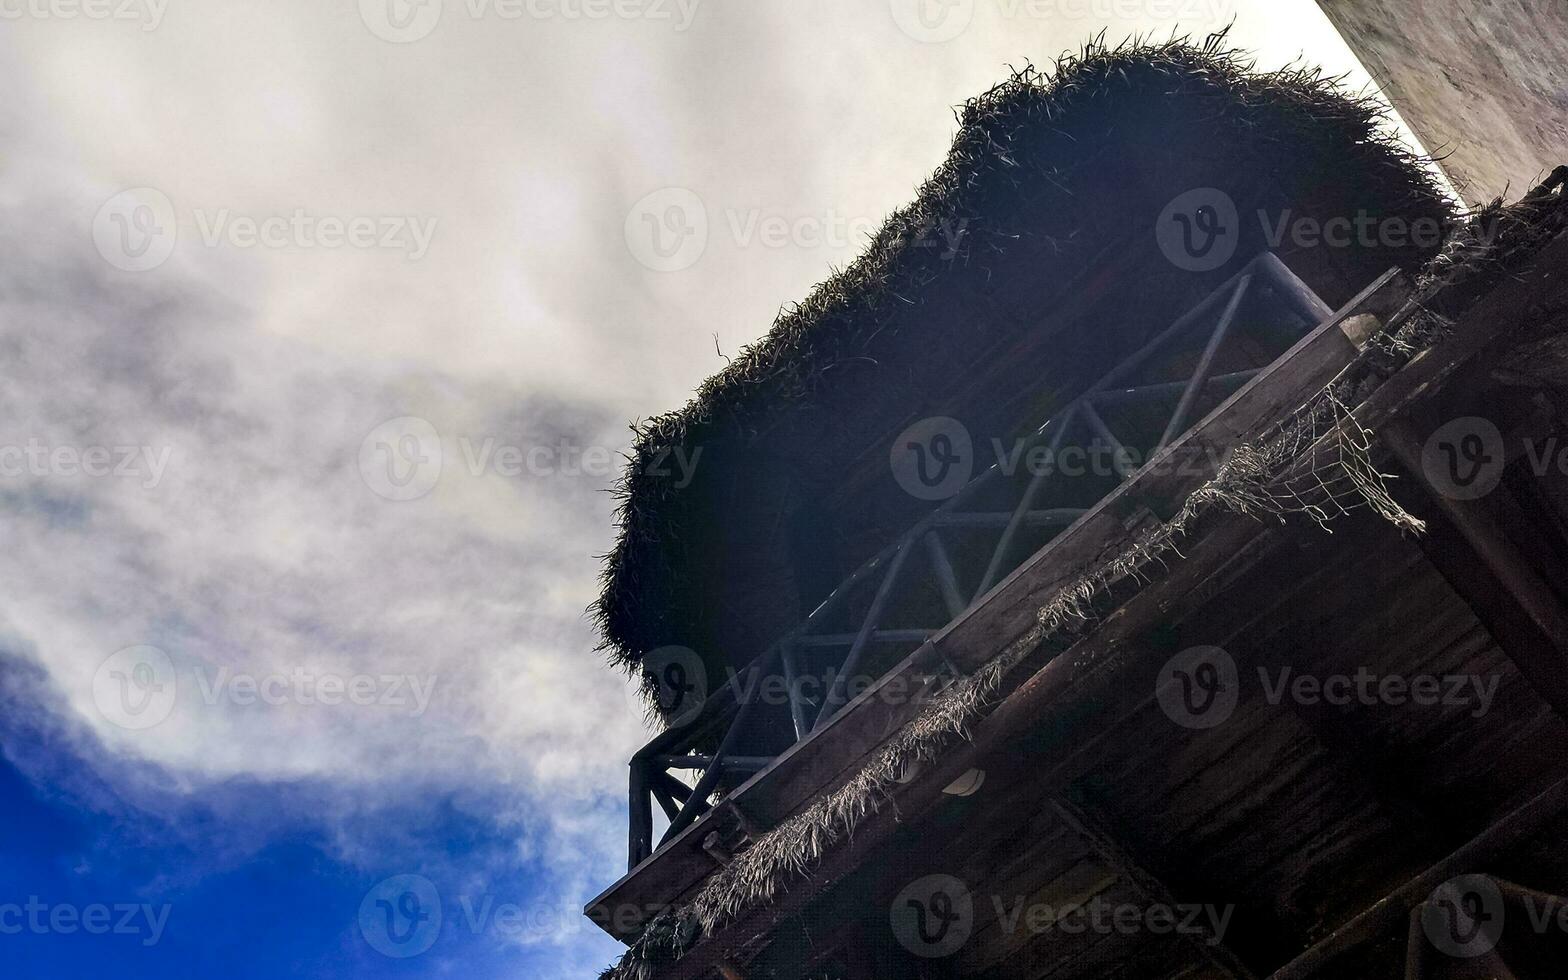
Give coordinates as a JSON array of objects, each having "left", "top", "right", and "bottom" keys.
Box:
[{"left": 626, "top": 251, "right": 1335, "bottom": 868}]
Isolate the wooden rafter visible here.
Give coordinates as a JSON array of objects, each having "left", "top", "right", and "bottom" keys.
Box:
[
  {"left": 1382, "top": 419, "right": 1568, "bottom": 723},
  {"left": 1268, "top": 776, "right": 1568, "bottom": 979},
  {"left": 626, "top": 250, "right": 1343, "bottom": 871},
  {"left": 1049, "top": 796, "right": 1258, "bottom": 980},
  {"left": 591, "top": 264, "right": 1405, "bottom": 943}
]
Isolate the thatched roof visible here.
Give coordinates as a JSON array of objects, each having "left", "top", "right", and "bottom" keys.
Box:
[
  {"left": 597, "top": 33, "right": 1452, "bottom": 701},
  {"left": 594, "top": 170, "right": 1568, "bottom": 980}
]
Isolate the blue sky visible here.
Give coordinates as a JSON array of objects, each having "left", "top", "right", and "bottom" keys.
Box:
[
  {"left": 1, "top": 648, "right": 625, "bottom": 977},
  {"left": 0, "top": 2, "right": 1392, "bottom": 977}
]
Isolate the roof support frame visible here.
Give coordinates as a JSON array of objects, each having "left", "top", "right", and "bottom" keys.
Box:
[
  {"left": 594, "top": 261, "right": 1418, "bottom": 950},
  {"left": 619, "top": 251, "right": 1338, "bottom": 872}
]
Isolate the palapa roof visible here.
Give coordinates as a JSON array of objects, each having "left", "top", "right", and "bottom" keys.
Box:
[
  {"left": 592, "top": 176, "right": 1568, "bottom": 980},
  {"left": 596, "top": 33, "right": 1452, "bottom": 706}
]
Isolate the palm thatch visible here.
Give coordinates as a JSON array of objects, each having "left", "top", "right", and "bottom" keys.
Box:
[{"left": 598, "top": 32, "right": 1453, "bottom": 717}]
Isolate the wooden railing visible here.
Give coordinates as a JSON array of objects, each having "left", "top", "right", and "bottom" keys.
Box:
[{"left": 625, "top": 251, "right": 1334, "bottom": 869}]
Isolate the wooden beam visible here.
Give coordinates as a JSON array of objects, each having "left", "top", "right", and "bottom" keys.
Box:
[
  {"left": 1402, "top": 907, "right": 1427, "bottom": 980},
  {"left": 778, "top": 643, "right": 810, "bottom": 741},
  {"left": 1049, "top": 796, "right": 1258, "bottom": 980},
  {"left": 652, "top": 240, "right": 1568, "bottom": 974},
  {"left": 664, "top": 659, "right": 770, "bottom": 842},
  {"left": 628, "top": 761, "right": 652, "bottom": 870},
  {"left": 924, "top": 531, "right": 967, "bottom": 619},
  {"left": 794, "top": 629, "right": 930, "bottom": 648},
  {"left": 714, "top": 958, "right": 747, "bottom": 980},
  {"left": 1267, "top": 775, "right": 1568, "bottom": 980},
  {"left": 815, "top": 541, "right": 914, "bottom": 729},
  {"left": 974, "top": 403, "right": 1080, "bottom": 598},
  {"left": 1158, "top": 273, "right": 1253, "bottom": 448},
  {"left": 1256, "top": 251, "right": 1334, "bottom": 325},
  {"left": 1078, "top": 399, "right": 1136, "bottom": 480},
  {"left": 652, "top": 768, "right": 694, "bottom": 800},
  {"left": 651, "top": 779, "right": 682, "bottom": 823},
  {"left": 658, "top": 517, "right": 1301, "bottom": 980},
  {"left": 654, "top": 771, "right": 709, "bottom": 846},
  {"left": 1090, "top": 369, "right": 1257, "bottom": 407},
  {"left": 933, "top": 509, "right": 1085, "bottom": 529},
  {"left": 1382, "top": 419, "right": 1568, "bottom": 722},
  {"left": 585, "top": 269, "right": 1408, "bottom": 943},
  {"left": 657, "top": 755, "right": 773, "bottom": 772}
]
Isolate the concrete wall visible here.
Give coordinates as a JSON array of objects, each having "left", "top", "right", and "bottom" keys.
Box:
[{"left": 1317, "top": 0, "right": 1568, "bottom": 204}]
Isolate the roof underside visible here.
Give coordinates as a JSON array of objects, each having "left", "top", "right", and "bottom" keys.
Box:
[{"left": 593, "top": 177, "right": 1568, "bottom": 980}]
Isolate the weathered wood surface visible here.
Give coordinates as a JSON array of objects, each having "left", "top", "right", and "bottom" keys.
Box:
[
  {"left": 596, "top": 232, "right": 1568, "bottom": 978},
  {"left": 1268, "top": 776, "right": 1568, "bottom": 980},
  {"left": 630, "top": 233, "right": 1568, "bottom": 972},
  {"left": 586, "top": 270, "right": 1409, "bottom": 941},
  {"left": 1383, "top": 416, "right": 1568, "bottom": 721}
]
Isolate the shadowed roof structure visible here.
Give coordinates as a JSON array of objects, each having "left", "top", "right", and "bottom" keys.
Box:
[
  {"left": 586, "top": 26, "right": 1568, "bottom": 980},
  {"left": 597, "top": 34, "right": 1451, "bottom": 714},
  {"left": 590, "top": 179, "right": 1568, "bottom": 980}
]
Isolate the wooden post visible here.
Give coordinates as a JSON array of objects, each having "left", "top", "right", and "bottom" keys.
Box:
[{"left": 628, "top": 760, "right": 652, "bottom": 870}]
